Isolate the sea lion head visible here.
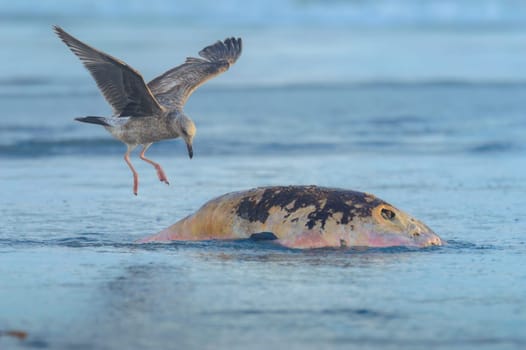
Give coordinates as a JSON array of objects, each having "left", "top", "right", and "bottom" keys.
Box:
[{"left": 355, "top": 202, "right": 442, "bottom": 248}]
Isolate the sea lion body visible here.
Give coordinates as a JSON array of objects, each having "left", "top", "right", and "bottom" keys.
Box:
[{"left": 139, "top": 186, "right": 442, "bottom": 249}]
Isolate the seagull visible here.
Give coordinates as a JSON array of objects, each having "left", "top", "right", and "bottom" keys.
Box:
[{"left": 53, "top": 25, "right": 242, "bottom": 195}]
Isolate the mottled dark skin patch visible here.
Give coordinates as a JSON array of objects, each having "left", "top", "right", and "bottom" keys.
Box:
[{"left": 235, "top": 186, "right": 385, "bottom": 230}]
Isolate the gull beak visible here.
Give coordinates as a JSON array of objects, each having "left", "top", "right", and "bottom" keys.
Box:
[{"left": 186, "top": 142, "right": 193, "bottom": 159}]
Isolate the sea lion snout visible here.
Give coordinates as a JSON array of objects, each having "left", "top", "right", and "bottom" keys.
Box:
[
  {"left": 426, "top": 235, "right": 443, "bottom": 246},
  {"left": 410, "top": 226, "right": 443, "bottom": 247},
  {"left": 409, "top": 220, "right": 443, "bottom": 247}
]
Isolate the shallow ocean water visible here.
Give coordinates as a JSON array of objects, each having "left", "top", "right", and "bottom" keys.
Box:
[{"left": 1, "top": 1, "right": 526, "bottom": 349}]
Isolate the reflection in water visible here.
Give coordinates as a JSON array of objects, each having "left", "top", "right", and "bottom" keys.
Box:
[
  {"left": 76, "top": 242, "right": 431, "bottom": 349},
  {"left": 94, "top": 262, "right": 196, "bottom": 349},
  {"left": 0, "top": 233, "right": 521, "bottom": 349}
]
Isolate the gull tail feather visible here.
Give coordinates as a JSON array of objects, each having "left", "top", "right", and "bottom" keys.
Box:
[{"left": 75, "top": 116, "right": 110, "bottom": 126}]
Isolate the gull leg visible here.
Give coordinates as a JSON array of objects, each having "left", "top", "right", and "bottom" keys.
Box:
[
  {"left": 139, "top": 143, "right": 170, "bottom": 185},
  {"left": 124, "top": 145, "right": 139, "bottom": 195}
]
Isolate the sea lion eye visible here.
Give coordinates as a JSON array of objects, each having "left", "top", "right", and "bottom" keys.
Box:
[{"left": 381, "top": 208, "right": 396, "bottom": 221}]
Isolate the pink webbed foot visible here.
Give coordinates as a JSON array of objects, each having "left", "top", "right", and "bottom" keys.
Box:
[
  {"left": 132, "top": 172, "right": 139, "bottom": 195},
  {"left": 139, "top": 144, "right": 170, "bottom": 186},
  {"left": 155, "top": 165, "right": 170, "bottom": 185},
  {"left": 124, "top": 146, "right": 140, "bottom": 196}
]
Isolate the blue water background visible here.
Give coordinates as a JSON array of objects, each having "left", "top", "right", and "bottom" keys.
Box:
[{"left": 1, "top": 1, "right": 526, "bottom": 349}]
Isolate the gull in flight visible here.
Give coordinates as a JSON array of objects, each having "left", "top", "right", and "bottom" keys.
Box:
[{"left": 53, "top": 25, "right": 242, "bottom": 195}]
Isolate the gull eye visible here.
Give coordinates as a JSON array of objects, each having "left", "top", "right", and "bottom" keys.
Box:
[{"left": 381, "top": 208, "right": 396, "bottom": 221}]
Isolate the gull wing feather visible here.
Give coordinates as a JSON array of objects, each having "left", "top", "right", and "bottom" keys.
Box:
[
  {"left": 148, "top": 37, "right": 242, "bottom": 109},
  {"left": 53, "top": 25, "right": 163, "bottom": 117}
]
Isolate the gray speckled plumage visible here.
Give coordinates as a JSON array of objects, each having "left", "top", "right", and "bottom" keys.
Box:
[
  {"left": 148, "top": 37, "right": 242, "bottom": 109},
  {"left": 53, "top": 25, "right": 242, "bottom": 195}
]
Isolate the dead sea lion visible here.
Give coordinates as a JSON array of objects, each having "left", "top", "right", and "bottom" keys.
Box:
[{"left": 138, "top": 186, "right": 442, "bottom": 249}]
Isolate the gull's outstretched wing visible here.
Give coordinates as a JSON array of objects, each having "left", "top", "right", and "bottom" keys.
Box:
[
  {"left": 148, "top": 37, "right": 242, "bottom": 109},
  {"left": 53, "top": 25, "right": 163, "bottom": 117}
]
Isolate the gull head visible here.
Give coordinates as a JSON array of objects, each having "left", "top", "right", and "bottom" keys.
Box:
[{"left": 175, "top": 114, "right": 196, "bottom": 159}]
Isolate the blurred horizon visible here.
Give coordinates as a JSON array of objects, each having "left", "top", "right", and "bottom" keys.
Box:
[
  {"left": 2, "top": 0, "right": 526, "bottom": 28},
  {"left": 1, "top": 0, "right": 526, "bottom": 91}
]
